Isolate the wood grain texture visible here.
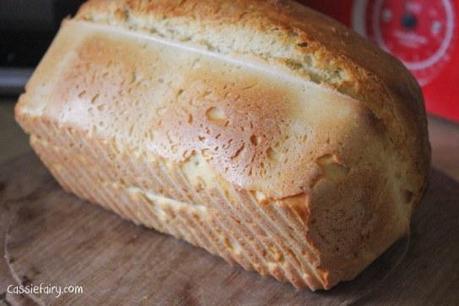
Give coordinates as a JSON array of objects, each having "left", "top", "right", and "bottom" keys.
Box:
[{"left": 0, "top": 153, "right": 458, "bottom": 305}]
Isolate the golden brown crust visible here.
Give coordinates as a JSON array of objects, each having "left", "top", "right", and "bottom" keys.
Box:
[
  {"left": 76, "top": 0, "right": 431, "bottom": 199},
  {"left": 14, "top": 0, "right": 430, "bottom": 290}
]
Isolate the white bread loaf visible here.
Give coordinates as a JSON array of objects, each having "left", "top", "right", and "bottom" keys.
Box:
[{"left": 15, "top": 0, "right": 430, "bottom": 290}]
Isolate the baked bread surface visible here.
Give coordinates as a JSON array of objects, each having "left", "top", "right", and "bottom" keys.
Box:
[{"left": 15, "top": 0, "right": 430, "bottom": 290}]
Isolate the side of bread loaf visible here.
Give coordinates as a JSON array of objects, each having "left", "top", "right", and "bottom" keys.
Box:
[{"left": 15, "top": 0, "right": 430, "bottom": 290}]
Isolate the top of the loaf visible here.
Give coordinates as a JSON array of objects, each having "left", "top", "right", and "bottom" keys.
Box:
[
  {"left": 75, "top": 0, "right": 430, "bottom": 196},
  {"left": 16, "top": 0, "right": 430, "bottom": 200}
]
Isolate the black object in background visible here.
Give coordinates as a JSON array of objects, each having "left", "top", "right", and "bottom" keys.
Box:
[{"left": 0, "top": 0, "right": 84, "bottom": 95}]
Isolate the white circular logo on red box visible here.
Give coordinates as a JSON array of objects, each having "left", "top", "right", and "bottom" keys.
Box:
[{"left": 353, "top": 0, "right": 456, "bottom": 85}]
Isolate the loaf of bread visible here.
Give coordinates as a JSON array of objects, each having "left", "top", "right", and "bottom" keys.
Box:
[{"left": 15, "top": 0, "right": 430, "bottom": 290}]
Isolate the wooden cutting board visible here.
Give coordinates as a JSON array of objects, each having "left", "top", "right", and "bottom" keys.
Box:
[{"left": 0, "top": 153, "right": 458, "bottom": 305}]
